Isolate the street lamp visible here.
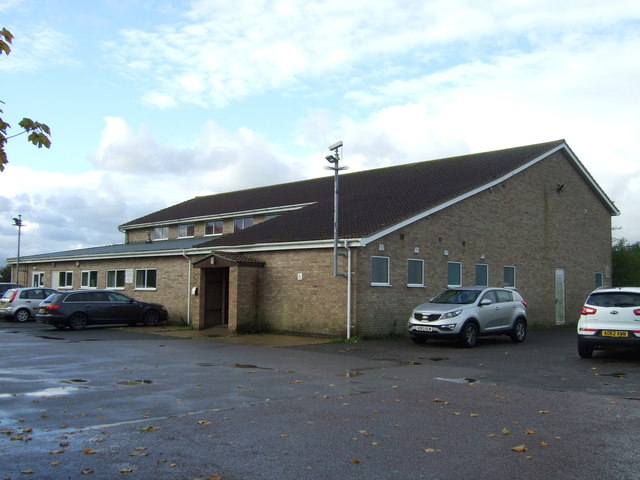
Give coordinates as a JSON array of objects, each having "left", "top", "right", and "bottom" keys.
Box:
[
  {"left": 325, "top": 141, "right": 347, "bottom": 277},
  {"left": 12, "top": 215, "right": 22, "bottom": 284}
]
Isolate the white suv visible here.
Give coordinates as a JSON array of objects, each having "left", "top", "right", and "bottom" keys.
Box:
[{"left": 577, "top": 287, "right": 640, "bottom": 358}]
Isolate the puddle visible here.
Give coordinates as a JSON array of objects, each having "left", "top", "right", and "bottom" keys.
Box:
[
  {"left": 435, "top": 377, "right": 479, "bottom": 384},
  {"left": 60, "top": 379, "right": 88, "bottom": 384},
  {"left": 36, "top": 335, "right": 65, "bottom": 340},
  {"left": 597, "top": 372, "right": 627, "bottom": 379},
  {"left": 198, "top": 362, "right": 217, "bottom": 367},
  {"left": 229, "top": 364, "right": 273, "bottom": 370},
  {"left": 116, "top": 379, "right": 153, "bottom": 385}
]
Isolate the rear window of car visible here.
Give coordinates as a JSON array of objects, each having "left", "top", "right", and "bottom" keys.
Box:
[{"left": 587, "top": 292, "right": 640, "bottom": 308}]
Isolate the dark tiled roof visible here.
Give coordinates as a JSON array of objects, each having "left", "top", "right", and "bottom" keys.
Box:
[
  {"left": 119, "top": 140, "right": 613, "bottom": 249},
  {"left": 195, "top": 140, "right": 570, "bottom": 247},
  {"left": 17, "top": 237, "right": 208, "bottom": 261}
]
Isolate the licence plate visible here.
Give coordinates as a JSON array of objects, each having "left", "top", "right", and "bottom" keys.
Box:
[
  {"left": 601, "top": 330, "right": 629, "bottom": 337},
  {"left": 38, "top": 308, "right": 46, "bottom": 314},
  {"left": 414, "top": 326, "right": 433, "bottom": 332}
]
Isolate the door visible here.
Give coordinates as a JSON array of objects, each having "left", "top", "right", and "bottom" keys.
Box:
[
  {"left": 204, "top": 268, "right": 228, "bottom": 327},
  {"left": 555, "top": 268, "right": 566, "bottom": 325}
]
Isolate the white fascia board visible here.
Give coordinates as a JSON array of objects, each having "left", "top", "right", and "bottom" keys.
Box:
[
  {"left": 212, "top": 238, "right": 362, "bottom": 253},
  {"left": 11, "top": 247, "right": 213, "bottom": 265},
  {"left": 360, "top": 143, "right": 608, "bottom": 246},
  {"left": 559, "top": 143, "right": 620, "bottom": 215},
  {"left": 118, "top": 202, "right": 315, "bottom": 231}
]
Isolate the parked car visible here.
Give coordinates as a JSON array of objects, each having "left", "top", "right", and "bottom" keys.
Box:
[
  {"left": 0, "top": 282, "right": 23, "bottom": 296},
  {"left": 0, "top": 287, "right": 57, "bottom": 322},
  {"left": 576, "top": 286, "right": 640, "bottom": 358},
  {"left": 407, "top": 287, "right": 528, "bottom": 347},
  {"left": 36, "top": 290, "right": 168, "bottom": 330}
]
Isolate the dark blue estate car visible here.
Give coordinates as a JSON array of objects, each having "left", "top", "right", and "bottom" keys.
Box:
[{"left": 36, "top": 289, "right": 168, "bottom": 330}]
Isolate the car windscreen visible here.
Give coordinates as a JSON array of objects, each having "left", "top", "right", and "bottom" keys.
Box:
[
  {"left": 587, "top": 292, "right": 640, "bottom": 308},
  {"left": 431, "top": 289, "right": 480, "bottom": 304}
]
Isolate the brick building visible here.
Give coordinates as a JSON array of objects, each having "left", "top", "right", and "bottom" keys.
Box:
[{"left": 9, "top": 140, "right": 619, "bottom": 337}]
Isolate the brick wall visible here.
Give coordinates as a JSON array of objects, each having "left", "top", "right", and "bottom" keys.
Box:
[
  {"left": 352, "top": 150, "right": 613, "bottom": 336},
  {"left": 22, "top": 254, "right": 200, "bottom": 325}
]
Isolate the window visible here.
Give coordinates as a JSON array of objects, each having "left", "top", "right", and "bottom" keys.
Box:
[
  {"left": 153, "top": 226, "right": 169, "bottom": 240},
  {"left": 495, "top": 289, "right": 513, "bottom": 303},
  {"left": 32, "top": 272, "right": 44, "bottom": 287},
  {"left": 205, "top": 220, "right": 223, "bottom": 235},
  {"left": 475, "top": 264, "right": 488, "bottom": 286},
  {"left": 407, "top": 259, "right": 424, "bottom": 287},
  {"left": 106, "top": 269, "right": 126, "bottom": 289},
  {"left": 504, "top": 266, "right": 516, "bottom": 288},
  {"left": 595, "top": 272, "right": 603, "bottom": 288},
  {"left": 58, "top": 271, "right": 73, "bottom": 289},
  {"left": 447, "top": 262, "right": 462, "bottom": 287},
  {"left": 265, "top": 214, "right": 280, "bottom": 221},
  {"left": 371, "top": 256, "right": 390, "bottom": 285},
  {"left": 81, "top": 270, "right": 98, "bottom": 289},
  {"left": 233, "top": 217, "right": 253, "bottom": 232},
  {"left": 178, "top": 223, "right": 195, "bottom": 238},
  {"left": 135, "top": 269, "right": 157, "bottom": 290}
]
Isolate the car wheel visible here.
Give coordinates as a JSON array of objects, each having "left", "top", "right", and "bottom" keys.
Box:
[
  {"left": 510, "top": 318, "right": 527, "bottom": 343},
  {"left": 577, "top": 339, "right": 594, "bottom": 358},
  {"left": 410, "top": 335, "right": 427, "bottom": 344},
  {"left": 14, "top": 308, "right": 31, "bottom": 323},
  {"left": 69, "top": 313, "right": 87, "bottom": 331},
  {"left": 143, "top": 309, "right": 160, "bottom": 327},
  {"left": 459, "top": 322, "right": 478, "bottom": 348}
]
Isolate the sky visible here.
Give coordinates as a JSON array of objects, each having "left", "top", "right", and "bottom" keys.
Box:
[{"left": 1, "top": 0, "right": 639, "bottom": 266}]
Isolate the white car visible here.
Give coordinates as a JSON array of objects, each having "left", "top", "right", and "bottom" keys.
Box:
[{"left": 577, "top": 287, "right": 640, "bottom": 358}]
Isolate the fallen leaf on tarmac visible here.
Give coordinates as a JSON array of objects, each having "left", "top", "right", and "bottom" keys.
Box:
[
  {"left": 21, "top": 427, "right": 33, "bottom": 433},
  {"left": 290, "top": 379, "right": 304, "bottom": 384},
  {"left": 138, "top": 426, "right": 159, "bottom": 432},
  {"left": 119, "top": 467, "right": 135, "bottom": 473},
  {"left": 469, "top": 413, "right": 479, "bottom": 417},
  {"left": 538, "top": 410, "right": 550, "bottom": 414},
  {"left": 198, "top": 420, "right": 212, "bottom": 425},
  {"left": 540, "top": 441, "right": 549, "bottom": 447},
  {"left": 84, "top": 448, "right": 96, "bottom": 454},
  {"left": 512, "top": 445, "right": 527, "bottom": 452},
  {"left": 81, "top": 468, "right": 94, "bottom": 474},
  {"left": 51, "top": 461, "right": 60, "bottom": 466},
  {"left": 20, "top": 470, "right": 34, "bottom": 474},
  {"left": 451, "top": 412, "right": 460, "bottom": 416},
  {"left": 372, "top": 441, "right": 380, "bottom": 446},
  {"left": 433, "top": 397, "right": 443, "bottom": 403},
  {"left": 279, "top": 433, "right": 289, "bottom": 438},
  {"left": 49, "top": 449, "right": 66, "bottom": 454},
  {"left": 525, "top": 429, "right": 536, "bottom": 435},
  {"left": 423, "top": 448, "right": 442, "bottom": 453},
  {"left": 351, "top": 458, "right": 361, "bottom": 464},
  {"left": 0, "top": 428, "right": 13, "bottom": 434},
  {"left": 487, "top": 433, "right": 498, "bottom": 437},
  {"left": 502, "top": 428, "right": 510, "bottom": 435}
]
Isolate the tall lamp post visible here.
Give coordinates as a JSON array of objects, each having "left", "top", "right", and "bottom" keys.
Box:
[
  {"left": 325, "top": 141, "right": 347, "bottom": 277},
  {"left": 12, "top": 215, "right": 22, "bottom": 284}
]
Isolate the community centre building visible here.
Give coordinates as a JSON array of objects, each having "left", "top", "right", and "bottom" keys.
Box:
[{"left": 9, "top": 140, "right": 619, "bottom": 337}]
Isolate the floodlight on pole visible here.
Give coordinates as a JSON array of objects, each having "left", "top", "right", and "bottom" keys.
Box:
[
  {"left": 12, "top": 215, "right": 22, "bottom": 284},
  {"left": 325, "top": 141, "right": 347, "bottom": 277}
]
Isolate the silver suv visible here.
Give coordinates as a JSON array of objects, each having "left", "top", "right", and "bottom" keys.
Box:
[
  {"left": 408, "top": 287, "right": 528, "bottom": 347},
  {"left": 577, "top": 287, "right": 640, "bottom": 358},
  {"left": 0, "top": 287, "right": 57, "bottom": 322}
]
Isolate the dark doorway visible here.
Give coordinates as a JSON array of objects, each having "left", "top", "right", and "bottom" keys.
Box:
[{"left": 204, "top": 268, "right": 228, "bottom": 327}]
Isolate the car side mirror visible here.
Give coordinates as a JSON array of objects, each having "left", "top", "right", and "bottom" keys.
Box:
[{"left": 480, "top": 298, "right": 493, "bottom": 306}]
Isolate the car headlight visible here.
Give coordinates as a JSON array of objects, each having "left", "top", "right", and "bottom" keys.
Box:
[{"left": 442, "top": 310, "right": 462, "bottom": 319}]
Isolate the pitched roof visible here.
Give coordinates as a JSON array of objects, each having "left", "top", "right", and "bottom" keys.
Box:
[{"left": 191, "top": 139, "right": 617, "bottom": 248}]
